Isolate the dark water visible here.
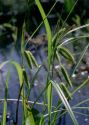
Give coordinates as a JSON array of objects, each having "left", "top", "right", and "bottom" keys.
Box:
[{"left": 0, "top": 43, "right": 89, "bottom": 125}]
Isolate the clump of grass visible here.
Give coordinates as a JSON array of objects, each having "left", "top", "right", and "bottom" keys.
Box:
[{"left": 1, "top": 0, "right": 89, "bottom": 125}]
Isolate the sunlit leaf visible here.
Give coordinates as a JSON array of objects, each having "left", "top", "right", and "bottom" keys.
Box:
[
  {"left": 35, "top": 0, "right": 52, "bottom": 68},
  {"left": 39, "top": 115, "right": 44, "bottom": 125},
  {"left": 47, "top": 81, "right": 52, "bottom": 123},
  {"left": 10, "top": 61, "right": 23, "bottom": 87},
  {"left": 26, "top": 114, "right": 35, "bottom": 125}
]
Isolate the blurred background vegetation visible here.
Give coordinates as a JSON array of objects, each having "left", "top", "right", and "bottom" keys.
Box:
[{"left": 0, "top": 0, "right": 89, "bottom": 47}]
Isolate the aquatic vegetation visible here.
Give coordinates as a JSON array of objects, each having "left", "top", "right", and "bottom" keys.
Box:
[{"left": 0, "top": 0, "right": 89, "bottom": 125}]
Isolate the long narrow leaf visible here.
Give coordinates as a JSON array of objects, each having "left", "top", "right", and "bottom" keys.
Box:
[
  {"left": 35, "top": 1, "right": 53, "bottom": 124},
  {"left": 2, "top": 72, "right": 9, "bottom": 125},
  {"left": 24, "top": 50, "right": 39, "bottom": 68},
  {"left": 72, "top": 77, "right": 89, "bottom": 95},
  {"left": 51, "top": 80, "right": 78, "bottom": 125},
  {"left": 59, "top": 35, "right": 89, "bottom": 47},
  {"left": 35, "top": 0, "right": 52, "bottom": 68},
  {"left": 64, "top": 23, "right": 89, "bottom": 37},
  {"left": 57, "top": 46, "right": 75, "bottom": 63},
  {"left": 0, "top": 61, "right": 9, "bottom": 70},
  {"left": 10, "top": 61, "right": 23, "bottom": 87},
  {"left": 47, "top": 81, "right": 52, "bottom": 124},
  {"left": 26, "top": 112, "right": 35, "bottom": 125},
  {"left": 11, "top": 61, "right": 35, "bottom": 125},
  {"left": 72, "top": 43, "right": 89, "bottom": 75},
  {"left": 60, "top": 82, "right": 71, "bottom": 99},
  {"left": 61, "top": 64, "right": 73, "bottom": 87}
]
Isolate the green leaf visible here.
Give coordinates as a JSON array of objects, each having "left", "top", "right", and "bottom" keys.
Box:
[
  {"left": 21, "top": 29, "right": 25, "bottom": 54},
  {"left": 35, "top": 0, "right": 52, "bottom": 68},
  {"left": 39, "top": 115, "right": 44, "bottom": 125},
  {"left": 47, "top": 81, "right": 52, "bottom": 124},
  {"left": 51, "top": 80, "right": 78, "bottom": 125},
  {"left": 2, "top": 72, "right": 9, "bottom": 125},
  {"left": 24, "top": 51, "right": 33, "bottom": 69},
  {"left": 23, "top": 69, "right": 30, "bottom": 89},
  {"left": 51, "top": 100, "right": 62, "bottom": 125},
  {"left": 10, "top": 61, "right": 23, "bottom": 87},
  {"left": 24, "top": 51, "right": 39, "bottom": 69},
  {"left": 25, "top": 101, "right": 35, "bottom": 125},
  {"left": 65, "top": 23, "right": 89, "bottom": 37},
  {"left": 26, "top": 113, "right": 35, "bottom": 125},
  {"left": 61, "top": 64, "right": 73, "bottom": 87},
  {"left": 23, "top": 69, "right": 30, "bottom": 97},
  {"left": 64, "top": 0, "right": 75, "bottom": 12},
  {"left": 60, "top": 82, "right": 71, "bottom": 99},
  {"left": 10, "top": 61, "right": 27, "bottom": 120},
  {"left": 28, "top": 51, "right": 39, "bottom": 68},
  {"left": 52, "top": 28, "right": 66, "bottom": 47},
  {"left": 57, "top": 46, "right": 75, "bottom": 63}
]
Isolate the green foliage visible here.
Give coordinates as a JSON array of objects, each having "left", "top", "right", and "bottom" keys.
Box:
[
  {"left": 57, "top": 46, "right": 75, "bottom": 63},
  {"left": 35, "top": 1, "right": 53, "bottom": 124},
  {"left": 1, "top": 0, "right": 89, "bottom": 125},
  {"left": 60, "top": 64, "right": 73, "bottom": 87},
  {"left": 35, "top": 0, "right": 52, "bottom": 69},
  {"left": 64, "top": 0, "right": 75, "bottom": 12},
  {"left": 60, "top": 82, "right": 71, "bottom": 99},
  {"left": 24, "top": 50, "right": 39, "bottom": 69},
  {"left": 51, "top": 80, "right": 78, "bottom": 125},
  {"left": 0, "top": 0, "right": 34, "bottom": 13}
]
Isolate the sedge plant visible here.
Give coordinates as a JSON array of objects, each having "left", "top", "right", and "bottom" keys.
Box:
[{"left": 0, "top": 0, "right": 89, "bottom": 125}]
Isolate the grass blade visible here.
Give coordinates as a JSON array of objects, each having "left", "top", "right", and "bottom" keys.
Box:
[
  {"left": 35, "top": 0, "right": 52, "bottom": 68},
  {"left": 72, "top": 43, "right": 89, "bottom": 75},
  {"left": 57, "top": 46, "right": 75, "bottom": 63},
  {"left": 51, "top": 80, "right": 78, "bottom": 125},
  {"left": 60, "top": 64, "right": 73, "bottom": 87},
  {"left": 10, "top": 61, "right": 23, "bottom": 88},
  {"left": 2, "top": 72, "right": 9, "bottom": 125},
  {"left": 11, "top": 61, "right": 35, "bottom": 124},
  {"left": 60, "top": 82, "right": 71, "bottom": 99},
  {"left": 72, "top": 77, "right": 89, "bottom": 95},
  {"left": 25, "top": 106, "right": 35, "bottom": 125},
  {"left": 64, "top": 23, "right": 89, "bottom": 37},
  {"left": 24, "top": 50, "right": 39, "bottom": 68},
  {"left": 47, "top": 81, "right": 52, "bottom": 124}
]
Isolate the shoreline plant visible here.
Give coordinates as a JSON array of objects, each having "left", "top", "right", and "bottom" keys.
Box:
[{"left": 0, "top": 0, "right": 89, "bottom": 125}]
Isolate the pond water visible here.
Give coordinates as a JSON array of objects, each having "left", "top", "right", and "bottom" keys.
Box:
[{"left": 0, "top": 43, "right": 89, "bottom": 125}]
